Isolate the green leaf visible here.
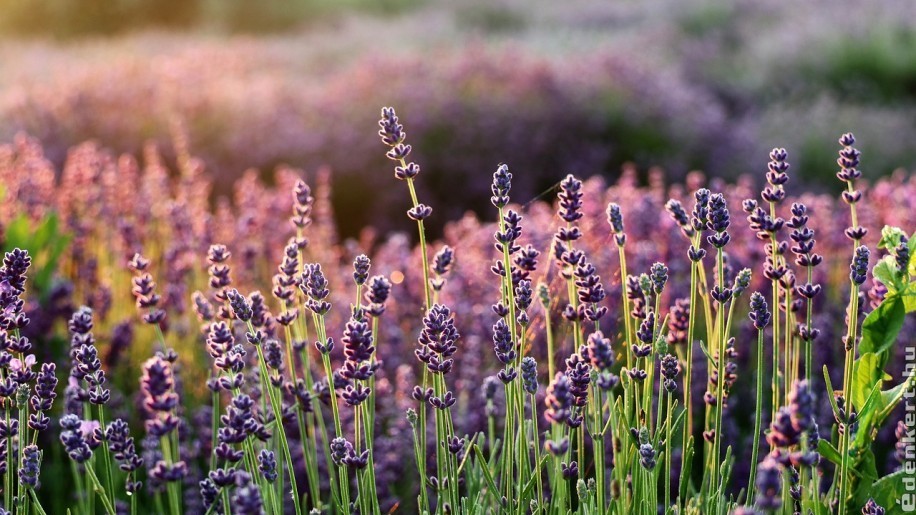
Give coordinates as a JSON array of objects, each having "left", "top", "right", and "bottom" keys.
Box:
[
  {"left": 3, "top": 215, "right": 31, "bottom": 252},
  {"left": 471, "top": 444, "right": 503, "bottom": 507},
  {"left": 853, "top": 383, "right": 884, "bottom": 450},
  {"left": 823, "top": 366, "right": 842, "bottom": 421},
  {"left": 1, "top": 212, "right": 70, "bottom": 298},
  {"left": 851, "top": 449, "right": 880, "bottom": 508},
  {"left": 852, "top": 353, "right": 884, "bottom": 412},
  {"left": 34, "top": 231, "right": 71, "bottom": 296},
  {"left": 858, "top": 382, "right": 883, "bottom": 425},
  {"left": 909, "top": 231, "right": 916, "bottom": 277},
  {"left": 520, "top": 454, "right": 549, "bottom": 499},
  {"left": 857, "top": 447, "right": 879, "bottom": 481},
  {"left": 31, "top": 212, "right": 58, "bottom": 252},
  {"left": 670, "top": 402, "right": 687, "bottom": 436},
  {"left": 877, "top": 226, "right": 906, "bottom": 250},
  {"left": 852, "top": 378, "right": 886, "bottom": 451},
  {"left": 864, "top": 470, "right": 912, "bottom": 512},
  {"left": 873, "top": 256, "right": 903, "bottom": 294},
  {"left": 817, "top": 440, "right": 842, "bottom": 466},
  {"left": 859, "top": 297, "right": 905, "bottom": 363},
  {"left": 902, "top": 282, "right": 916, "bottom": 313},
  {"left": 697, "top": 340, "right": 715, "bottom": 368},
  {"left": 877, "top": 364, "right": 916, "bottom": 425},
  {"left": 823, "top": 438, "right": 880, "bottom": 485}
]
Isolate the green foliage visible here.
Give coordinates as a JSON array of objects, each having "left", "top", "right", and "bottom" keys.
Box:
[
  {"left": 676, "top": 2, "right": 736, "bottom": 38},
  {"left": 860, "top": 298, "right": 905, "bottom": 367},
  {"left": 872, "top": 227, "right": 916, "bottom": 311},
  {"left": 867, "top": 470, "right": 912, "bottom": 512},
  {"left": 851, "top": 354, "right": 884, "bottom": 415},
  {"left": 838, "top": 225, "right": 916, "bottom": 510},
  {"left": 2, "top": 213, "right": 69, "bottom": 299},
  {"left": 454, "top": 4, "right": 527, "bottom": 33},
  {"left": 817, "top": 439, "right": 841, "bottom": 466},
  {"left": 802, "top": 26, "right": 916, "bottom": 103}
]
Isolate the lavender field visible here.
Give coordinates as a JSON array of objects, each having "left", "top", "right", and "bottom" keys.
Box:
[{"left": 0, "top": 1, "right": 915, "bottom": 514}]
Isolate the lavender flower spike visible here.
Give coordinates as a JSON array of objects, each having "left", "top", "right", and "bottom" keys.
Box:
[{"left": 850, "top": 245, "right": 870, "bottom": 285}]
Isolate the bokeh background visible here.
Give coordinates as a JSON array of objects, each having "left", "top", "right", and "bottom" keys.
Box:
[
  {"left": 1, "top": 0, "right": 914, "bottom": 235},
  {"left": 1, "top": 2, "right": 914, "bottom": 512}
]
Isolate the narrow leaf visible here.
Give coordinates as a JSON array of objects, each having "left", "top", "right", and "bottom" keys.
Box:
[
  {"left": 817, "top": 440, "right": 842, "bottom": 466},
  {"left": 823, "top": 366, "right": 842, "bottom": 421},
  {"left": 472, "top": 444, "right": 503, "bottom": 507}
]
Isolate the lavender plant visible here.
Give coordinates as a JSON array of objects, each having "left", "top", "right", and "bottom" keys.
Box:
[{"left": 0, "top": 111, "right": 911, "bottom": 515}]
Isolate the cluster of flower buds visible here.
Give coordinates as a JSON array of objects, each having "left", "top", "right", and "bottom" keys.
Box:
[
  {"left": 836, "top": 133, "right": 867, "bottom": 241},
  {"left": 552, "top": 175, "right": 584, "bottom": 277},
  {"left": 665, "top": 199, "right": 694, "bottom": 239},
  {"left": 606, "top": 203, "right": 626, "bottom": 245},
  {"left": 766, "top": 381, "right": 819, "bottom": 468},
  {"left": 331, "top": 437, "right": 369, "bottom": 469},
  {"left": 129, "top": 253, "right": 166, "bottom": 325},
  {"left": 431, "top": 245, "right": 454, "bottom": 292},
  {"left": 106, "top": 418, "right": 144, "bottom": 492},
  {"left": 141, "top": 355, "right": 187, "bottom": 483},
  {"left": 586, "top": 331, "right": 618, "bottom": 391},
  {"left": 340, "top": 310, "right": 377, "bottom": 407},
  {"left": 0, "top": 249, "right": 31, "bottom": 331}
]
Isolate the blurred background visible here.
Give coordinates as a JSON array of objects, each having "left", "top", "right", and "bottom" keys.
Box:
[{"left": 1, "top": 0, "right": 914, "bottom": 237}]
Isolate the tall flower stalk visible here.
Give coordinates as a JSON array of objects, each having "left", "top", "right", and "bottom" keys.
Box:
[
  {"left": 760, "top": 150, "right": 789, "bottom": 420},
  {"left": 378, "top": 107, "right": 436, "bottom": 513},
  {"left": 0, "top": 107, "right": 912, "bottom": 515},
  {"left": 340, "top": 300, "right": 381, "bottom": 515},
  {"left": 835, "top": 133, "right": 868, "bottom": 515},
  {"left": 705, "top": 192, "right": 731, "bottom": 503},
  {"left": 141, "top": 355, "right": 187, "bottom": 515},
  {"left": 276, "top": 181, "right": 332, "bottom": 510},
  {"left": 746, "top": 291, "right": 771, "bottom": 495},
  {"left": 227, "top": 289, "right": 303, "bottom": 515},
  {"left": 673, "top": 188, "right": 711, "bottom": 504}
]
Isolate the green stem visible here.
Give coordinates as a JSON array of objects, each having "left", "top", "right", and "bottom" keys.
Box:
[
  {"left": 400, "top": 168, "right": 433, "bottom": 514},
  {"left": 711, "top": 245, "right": 726, "bottom": 505},
  {"left": 530, "top": 393, "right": 545, "bottom": 513},
  {"left": 784, "top": 289, "right": 794, "bottom": 406},
  {"left": 130, "top": 473, "right": 138, "bottom": 515},
  {"left": 283, "top": 324, "right": 321, "bottom": 509},
  {"left": 664, "top": 390, "right": 673, "bottom": 513},
  {"left": 6, "top": 408, "right": 12, "bottom": 511},
  {"left": 249, "top": 325, "right": 304, "bottom": 515},
  {"left": 544, "top": 296, "right": 556, "bottom": 380},
  {"left": 314, "top": 315, "right": 351, "bottom": 510},
  {"left": 221, "top": 488, "right": 232, "bottom": 515},
  {"left": 838, "top": 283, "right": 860, "bottom": 515},
  {"left": 97, "top": 406, "right": 116, "bottom": 508},
  {"left": 770, "top": 274, "right": 780, "bottom": 437},
  {"left": 17, "top": 391, "right": 26, "bottom": 511},
  {"left": 210, "top": 385, "right": 219, "bottom": 473},
  {"left": 84, "top": 462, "right": 116, "bottom": 515},
  {"left": 28, "top": 489, "right": 48, "bottom": 515},
  {"left": 748, "top": 328, "right": 765, "bottom": 497},
  {"left": 805, "top": 269, "right": 814, "bottom": 385},
  {"left": 679, "top": 233, "right": 701, "bottom": 506},
  {"left": 159, "top": 436, "right": 182, "bottom": 515},
  {"left": 70, "top": 459, "right": 89, "bottom": 515}
]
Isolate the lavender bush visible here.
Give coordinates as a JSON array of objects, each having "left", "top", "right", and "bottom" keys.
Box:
[{"left": 0, "top": 108, "right": 912, "bottom": 514}]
